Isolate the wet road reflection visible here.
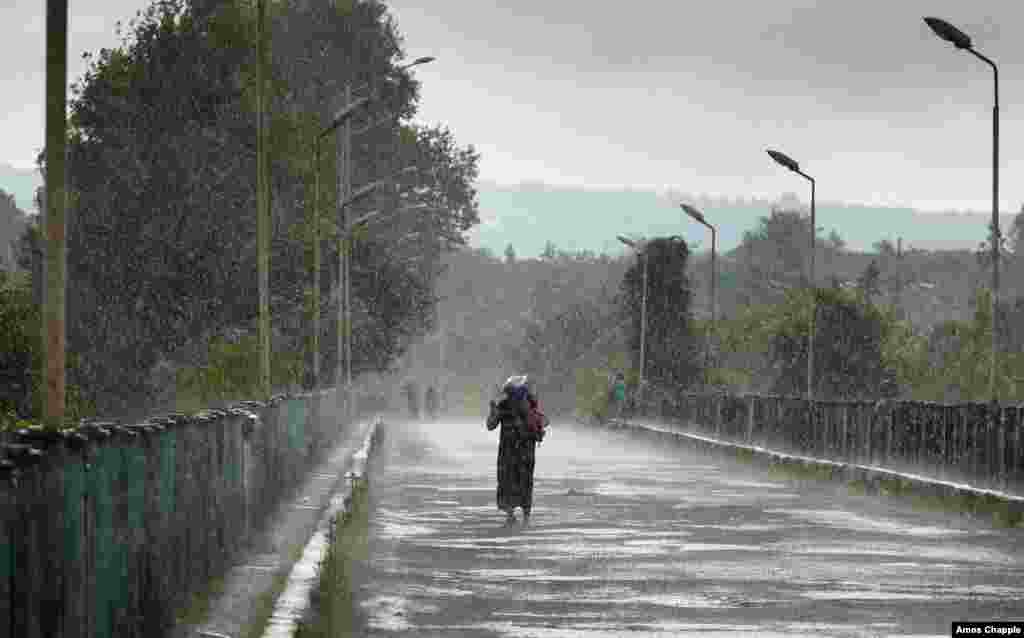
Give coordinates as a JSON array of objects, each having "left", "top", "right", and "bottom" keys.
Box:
[{"left": 355, "top": 419, "right": 1024, "bottom": 637}]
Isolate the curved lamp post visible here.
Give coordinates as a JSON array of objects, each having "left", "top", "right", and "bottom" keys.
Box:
[
  {"left": 681, "top": 204, "right": 717, "bottom": 387},
  {"left": 767, "top": 148, "right": 816, "bottom": 401},
  {"left": 619, "top": 235, "right": 649, "bottom": 406},
  {"left": 924, "top": 16, "right": 1001, "bottom": 403},
  {"left": 335, "top": 56, "right": 435, "bottom": 415}
]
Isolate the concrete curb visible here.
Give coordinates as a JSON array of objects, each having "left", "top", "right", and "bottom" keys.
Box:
[
  {"left": 591, "top": 417, "right": 1024, "bottom": 522},
  {"left": 259, "top": 417, "right": 385, "bottom": 638}
]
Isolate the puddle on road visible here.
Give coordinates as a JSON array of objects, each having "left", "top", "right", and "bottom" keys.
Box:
[
  {"left": 361, "top": 594, "right": 412, "bottom": 631},
  {"left": 455, "top": 620, "right": 871, "bottom": 638},
  {"left": 376, "top": 521, "right": 437, "bottom": 538},
  {"left": 685, "top": 523, "right": 786, "bottom": 532},
  {"left": 365, "top": 424, "right": 1024, "bottom": 636},
  {"left": 773, "top": 540, "right": 1014, "bottom": 565},
  {"left": 468, "top": 567, "right": 552, "bottom": 579},
  {"left": 770, "top": 508, "right": 977, "bottom": 537},
  {"left": 491, "top": 611, "right": 605, "bottom": 619},
  {"left": 672, "top": 493, "right": 801, "bottom": 508},
  {"left": 402, "top": 482, "right": 489, "bottom": 491},
  {"left": 719, "top": 479, "right": 787, "bottom": 490},
  {"left": 802, "top": 589, "right": 936, "bottom": 601}
]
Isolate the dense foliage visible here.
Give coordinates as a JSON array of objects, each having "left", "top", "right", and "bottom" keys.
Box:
[
  {"left": 0, "top": 271, "right": 93, "bottom": 428},
  {"left": 26, "top": 0, "right": 478, "bottom": 414},
  {"left": 619, "top": 236, "right": 701, "bottom": 392},
  {"left": 766, "top": 287, "right": 899, "bottom": 400}
]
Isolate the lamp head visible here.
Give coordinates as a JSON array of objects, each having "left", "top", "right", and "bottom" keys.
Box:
[
  {"left": 923, "top": 17, "right": 972, "bottom": 50},
  {"left": 680, "top": 203, "right": 706, "bottom": 223},
  {"left": 767, "top": 149, "right": 800, "bottom": 173},
  {"left": 411, "top": 56, "right": 436, "bottom": 67}
]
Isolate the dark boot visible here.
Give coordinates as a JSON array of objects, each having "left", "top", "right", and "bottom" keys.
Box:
[
  {"left": 521, "top": 508, "right": 530, "bottom": 527},
  {"left": 503, "top": 510, "right": 517, "bottom": 526}
]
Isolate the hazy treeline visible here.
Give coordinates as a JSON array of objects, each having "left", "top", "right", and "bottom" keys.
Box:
[{"left": 432, "top": 203, "right": 1024, "bottom": 415}]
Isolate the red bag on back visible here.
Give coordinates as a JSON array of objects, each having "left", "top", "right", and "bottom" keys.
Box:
[{"left": 526, "top": 398, "right": 548, "bottom": 441}]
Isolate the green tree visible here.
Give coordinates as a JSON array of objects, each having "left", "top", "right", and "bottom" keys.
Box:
[
  {"left": 1008, "top": 204, "right": 1024, "bottom": 254},
  {"left": 0, "top": 188, "right": 27, "bottom": 270},
  {"left": 857, "top": 259, "right": 882, "bottom": 303},
  {"left": 827, "top": 229, "right": 846, "bottom": 252},
  {"left": 912, "top": 288, "right": 1024, "bottom": 402},
  {"left": 768, "top": 287, "right": 898, "bottom": 400},
  {"left": 503, "top": 243, "right": 516, "bottom": 264},
  {"left": 740, "top": 208, "right": 822, "bottom": 305},
  {"left": 976, "top": 219, "right": 1011, "bottom": 273},
  {"left": 619, "top": 236, "right": 700, "bottom": 391},
  {"left": 541, "top": 240, "right": 557, "bottom": 260},
  {"left": 0, "top": 271, "right": 94, "bottom": 427},
  {"left": 873, "top": 239, "right": 897, "bottom": 257},
  {"left": 37, "top": 0, "right": 478, "bottom": 412}
]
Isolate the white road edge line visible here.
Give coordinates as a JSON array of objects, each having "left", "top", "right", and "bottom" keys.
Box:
[
  {"left": 608, "top": 418, "right": 1024, "bottom": 504},
  {"left": 259, "top": 419, "right": 380, "bottom": 638}
]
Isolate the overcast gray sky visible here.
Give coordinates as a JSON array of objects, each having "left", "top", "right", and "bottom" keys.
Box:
[{"left": 3, "top": 1, "right": 1022, "bottom": 212}]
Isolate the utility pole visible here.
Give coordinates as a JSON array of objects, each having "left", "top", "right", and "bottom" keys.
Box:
[
  {"left": 337, "top": 83, "right": 351, "bottom": 417},
  {"left": 681, "top": 204, "right": 718, "bottom": 387},
  {"left": 923, "top": 16, "right": 1000, "bottom": 403},
  {"left": 746, "top": 239, "right": 753, "bottom": 307},
  {"left": 305, "top": 135, "right": 322, "bottom": 391},
  {"left": 767, "top": 148, "right": 816, "bottom": 401},
  {"left": 332, "top": 58, "right": 435, "bottom": 416},
  {"left": 640, "top": 250, "right": 648, "bottom": 402},
  {"left": 618, "top": 236, "right": 649, "bottom": 405},
  {"left": 256, "top": 0, "right": 271, "bottom": 400},
  {"left": 43, "top": 0, "right": 68, "bottom": 428},
  {"left": 895, "top": 237, "right": 903, "bottom": 319}
]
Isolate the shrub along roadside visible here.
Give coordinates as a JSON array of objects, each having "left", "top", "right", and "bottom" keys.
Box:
[
  {"left": 173, "top": 334, "right": 303, "bottom": 413},
  {"left": 294, "top": 477, "right": 371, "bottom": 638},
  {"left": 0, "top": 270, "right": 95, "bottom": 430}
]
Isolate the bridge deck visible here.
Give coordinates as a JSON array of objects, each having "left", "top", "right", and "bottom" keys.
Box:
[{"left": 353, "top": 418, "right": 1024, "bottom": 637}]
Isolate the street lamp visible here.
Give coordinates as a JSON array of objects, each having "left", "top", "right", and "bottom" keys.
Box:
[
  {"left": 305, "top": 94, "right": 378, "bottom": 392},
  {"left": 335, "top": 56, "right": 436, "bottom": 416},
  {"left": 681, "top": 203, "right": 717, "bottom": 387},
  {"left": 618, "top": 235, "right": 649, "bottom": 406},
  {"left": 339, "top": 165, "right": 423, "bottom": 415},
  {"left": 256, "top": 0, "right": 271, "bottom": 399},
  {"left": 767, "top": 148, "right": 816, "bottom": 401},
  {"left": 923, "top": 16, "right": 1001, "bottom": 403}
]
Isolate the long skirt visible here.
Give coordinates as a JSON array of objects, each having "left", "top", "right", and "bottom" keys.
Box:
[{"left": 496, "top": 429, "right": 536, "bottom": 513}]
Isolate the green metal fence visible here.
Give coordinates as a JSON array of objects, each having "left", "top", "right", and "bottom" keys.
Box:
[
  {"left": 0, "top": 389, "right": 356, "bottom": 638},
  {"left": 638, "top": 389, "right": 1024, "bottom": 495}
]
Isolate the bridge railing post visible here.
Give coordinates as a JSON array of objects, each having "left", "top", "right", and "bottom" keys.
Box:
[
  {"left": 997, "top": 404, "right": 1008, "bottom": 492},
  {"left": 714, "top": 393, "right": 723, "bottom": 440},
  {"left": 838, "top": 401, "right": 848, "bottom": 463},
  {"left": 1008, "top": 406, "right": 1021, "bottom": 493},
  {"left": 749, "top": 395, "right": 757, "bottom": 444}
]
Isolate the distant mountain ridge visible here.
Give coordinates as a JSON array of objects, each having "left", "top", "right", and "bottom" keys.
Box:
[
  {"left": 0, "top": 162, "right": 40, "bottom": 215},
  {"left": 468, "top": 182, "right": 1012, "bottom": 258},
  {"left": 0, "top": 165, "right": 1010, "bottom": 257}
]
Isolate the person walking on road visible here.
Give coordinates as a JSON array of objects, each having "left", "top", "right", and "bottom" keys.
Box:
[
  {"left": 404, "top": 380, "right": 419, "bottom": 420},
  {"left": 486, "top": 375, "right": 544, "bottom": 527},
  {"left": 609, "top": 372, "right": 627, "bottom": 421},
  {"left": 425, "top": 385, "right": 438, "bottom": 420}
]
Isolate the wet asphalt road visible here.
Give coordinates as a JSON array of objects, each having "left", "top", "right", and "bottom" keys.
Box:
[{"left": 353, "top": 418, "right": 1024, "bottom": 637}]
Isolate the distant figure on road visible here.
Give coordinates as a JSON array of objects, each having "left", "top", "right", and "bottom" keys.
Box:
[
  {"left": 404, "top": 380, "right": 419, "bottom": 420},
  {"left": 486, "top": 375, "right": 545, "bottom": 527},
  {"left": 425, "top": 385, "right": 438, "bottom": 420},
  {"left": 608, "top": 372, "right": 627, "bottom": 420}
]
